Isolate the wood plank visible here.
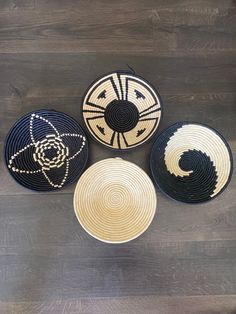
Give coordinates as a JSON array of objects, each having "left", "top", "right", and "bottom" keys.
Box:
[
  {"left": 1, "top": 0, "right": 234, "bottom": 14},
  {"left": 0, "top": 8, "right": 154, "bottom": 54},
  {"left": 1, "top": 295, "right": 236, "bottom": 314},
  {"left": 0, "top": 0, "right": 35, "bottom": 11},
  {"left": 0, "top": 53, "right": 235, "bottom": 98},
  {"left": 0, "top": 9, "right": 153, "bottom": 40},
  {"left": 32, "top": 0, "right": 235, "bottom": 11},
  {"left": 0, "top": 1, "right": 235, "bottom": 54},
  {"left": 152, "top": 3, "right": 236, "bottom": 54}
]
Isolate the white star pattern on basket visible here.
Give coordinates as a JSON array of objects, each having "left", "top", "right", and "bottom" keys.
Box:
[{"left": 8, "top": 113, "right": 86, "bottom": 188}]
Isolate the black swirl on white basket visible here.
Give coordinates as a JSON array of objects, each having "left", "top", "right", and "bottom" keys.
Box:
[
  {"left": 150, "top": 122, "right": 232, "bottom": 203},
  {"left": 82, "top": 72, "right": 162, "bottom": 150}
]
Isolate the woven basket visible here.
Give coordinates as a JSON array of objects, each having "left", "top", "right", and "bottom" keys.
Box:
[
  {"left": 74, "top": 158, "right": 157, "bottom": 243},
  {"left": 150, "top": 122, "right": 233, "bottom": 203},
  {"left": 82, "top": 71, "right": 162, "bottom": 150},
  {"left": 5, "top": 109, "right": 88, "bottom": 191}
]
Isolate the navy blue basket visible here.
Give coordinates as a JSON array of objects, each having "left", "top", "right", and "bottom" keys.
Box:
[{"left": 5, "top": 109, "right": 88, "bottom": 191}]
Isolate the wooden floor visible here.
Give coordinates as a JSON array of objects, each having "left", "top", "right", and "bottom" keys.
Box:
[{"left": 0, "top": 1, "right": 236, "bottom": 313}]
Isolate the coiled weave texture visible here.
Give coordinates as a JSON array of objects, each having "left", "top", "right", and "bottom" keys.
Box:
[
  {"left": 150, "top": 122, "right": 233, "bottom": 203},
  {"left": 74, "top": 158, "right": 157, "bottom": 243},
  {"left": 5, "top": 109, "right": 88, "bottom": 191},
  {"left": 83, "top": 72, "right": 162, "bottom": 150}
]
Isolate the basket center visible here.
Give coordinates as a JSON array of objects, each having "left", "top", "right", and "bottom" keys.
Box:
[
  {"left": 104, "top": 100, "right": 139, "bottom": 133},
  {"left": 44, "top": 147, "right": 58, "bottom": 160}
]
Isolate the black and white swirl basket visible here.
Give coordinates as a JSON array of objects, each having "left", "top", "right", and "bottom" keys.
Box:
[
  {"left": 4, "top": 110, "right": 88, "bottom": 191},
  {"left": 82, "top": 71, "right": 162, "bottom": 150},
  {"left": 150, "top": 122, "right": 233, "bottom": 203}
]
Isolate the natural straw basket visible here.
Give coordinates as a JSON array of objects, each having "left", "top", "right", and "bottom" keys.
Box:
[
  {"left": 5, "top": 109, "right": 88, "bottom": 191},
  {"left": 150, "top": 122, "right": 233, "bottom": 203},
  {"left": 74, "top": 158, "right": 157, "bottom": 243},
  {"left": 82, "top": 71, "right": 162, "bottom": 150}
]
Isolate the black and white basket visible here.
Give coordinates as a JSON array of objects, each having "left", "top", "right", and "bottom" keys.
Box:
[
  {"left": 150, "top": 122, "right": 233, "bottom": 203},
  {"left": 5, "top": 109, "right": 88, "bottom": 191},
  {"left": 82, "top": 71, "right": 162, "bottom": 150}
]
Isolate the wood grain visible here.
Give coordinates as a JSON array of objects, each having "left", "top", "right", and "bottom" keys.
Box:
[
  {"left": 0, "top": 1, "right": 235, "bottom": 54},
  {"left": 0, "top": 0, "right": 235, "bottom": 312},
  {"left": 1, "top": 295, "right": 236, "bottom": 314}
]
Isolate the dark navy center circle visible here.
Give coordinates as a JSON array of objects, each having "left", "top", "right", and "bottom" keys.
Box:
[{"left": 104, "top": 100, "right": 139, "bottom": 133}]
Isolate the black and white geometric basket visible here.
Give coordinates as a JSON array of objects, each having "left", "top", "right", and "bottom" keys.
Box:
[
  {"left": 4, "top": 109, "right": 88, "bottom": 191},
  {"left": 150, "top": 122, "right": 233, "bottom": 203},
  {"left": 82, "top": 71, "right": 162, "bottom": 150}
]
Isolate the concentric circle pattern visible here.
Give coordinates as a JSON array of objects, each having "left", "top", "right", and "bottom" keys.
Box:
[
  {"left": 82, "top": 71, "right": 162, "bottom": 150},
  {"left": 74, "top": 158, "right": 157, "bottom": 243},
  {"left": 150, "top": 122, "right": 233, "bottom": 203},
  {"left": 5, "top": 109, "right": 88, "bottom": 191}
]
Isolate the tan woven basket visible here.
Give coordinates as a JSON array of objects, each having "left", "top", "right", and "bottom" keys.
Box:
[
  {"left": 74, "top": 158, "right": 157, "bottom": 243},
  {"left": 82, "top": 72, "right": 162, "bottom": 150}
]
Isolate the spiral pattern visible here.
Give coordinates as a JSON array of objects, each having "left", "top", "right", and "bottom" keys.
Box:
[
  {"left": 150, "top": 122, "right": 233, "bottom": 203},
  {"left": 82, "top": 71, "right": 162, "bottom": 150},
  {"left": 5, "top": 110, "right": 88, "bottom": 191},
  {"left": 73, "top": 158, "right": 157, "bottom": 243}
]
